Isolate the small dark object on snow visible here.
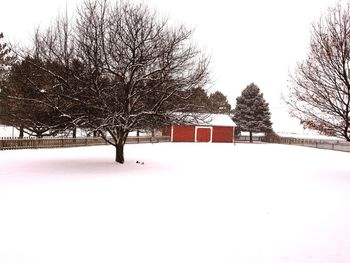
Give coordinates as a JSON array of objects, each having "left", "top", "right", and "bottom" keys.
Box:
[
  {"left": 141, "top": 162, "right": 144, "bottom": 165},
  {"left": 136, "top": 161, "right": 140, "bottom": 164}
]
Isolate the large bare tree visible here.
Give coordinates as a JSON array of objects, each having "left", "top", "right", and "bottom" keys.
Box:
[
  {"left": 288, "top": 3, "right": 350, "bottom": 140},
  {"left": 8, "top": 0, "right": 209, "bottom": 163}
]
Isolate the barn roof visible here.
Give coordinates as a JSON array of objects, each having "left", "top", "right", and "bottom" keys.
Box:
[
  {"left": 202, "top": 114, "right": 237, "bottom": 127},
  {"left": 174, "top": 113, "right": 236, "bottom": 127}
]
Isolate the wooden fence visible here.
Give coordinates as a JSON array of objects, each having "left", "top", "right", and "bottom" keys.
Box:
[
  {"left": 263, "top": 136, "right": 350, "bottom": 153},
  {"left": 0, "top": 136, "right": 171, "bottom": 150},
  {"left": 235, "top": 136, "right": 263, "bottom": 142}
]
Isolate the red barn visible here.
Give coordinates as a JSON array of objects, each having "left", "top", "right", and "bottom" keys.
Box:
[{"left": 163, "top": 114, "right": 236, "bottom": 143}]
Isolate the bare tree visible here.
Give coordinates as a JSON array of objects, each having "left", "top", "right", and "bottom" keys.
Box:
[
  {"left": 10, "top": 0, "right": 209, "bottom": 163},
  {"left": 288, "top": 3, "right": 350, "bottom": 140}
]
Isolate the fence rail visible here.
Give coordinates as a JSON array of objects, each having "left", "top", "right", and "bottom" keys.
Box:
[
  {"left": 263, "top": 136, "right": 350, "bottom": 153},
  {"left": 0, "top": 136, "right": 171, "bottom": 150},
  {"left": 235, "top": 136, "right": 263, "bottom": 142}
]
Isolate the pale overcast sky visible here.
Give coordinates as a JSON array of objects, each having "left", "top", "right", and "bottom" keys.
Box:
[{"left": 0, "top": 0, "right": 346, "bottom": 133}]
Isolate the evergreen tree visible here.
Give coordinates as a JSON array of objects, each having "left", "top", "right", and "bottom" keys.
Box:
[
  {"left": 0, "top": 33, "right": 11, "bottom": 71},
  {"left": 208, "top": 91, "right": 231, "bottom": 114},
  {"left": 0, "top": 32, "right": 15, "bottom": 124},
  {"left": 187, "top": 87, "right": 211, "bottom": 113},
  {"left": 233, "top": 83, "right": 272, "bottom": 142},
  {"left": 1, "top": 56, "right": 66, "bottom": 138}
]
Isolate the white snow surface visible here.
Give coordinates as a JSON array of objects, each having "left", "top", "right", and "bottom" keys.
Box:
[
  {"left": 205, "top": 114, "right": 236, "bottom": 127},
  {"left": 0, "top": 125, "right": 19, "bottom": 138},
  {"left": 277, "top": 132, "right": 344, "bottom": 141},
  {"left": 1, "top": 143, "right": 350, "bottom": 263},
  {"left": 174, "top": 113, "right": 236, "bottom": 127}
]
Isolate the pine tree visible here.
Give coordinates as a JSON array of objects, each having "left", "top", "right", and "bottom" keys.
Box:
[
  {"left": 0, "top": 32, "right": 14, "bottom": 124},
  {"left": 0, "top": 32, "right": 13, "bottom": 78},
  {"left": 0, "top": 57, "right": 64, "bottom": 137},
  {"left": 233, "top": 83, "right": 272, "bottom": 142},
  {"left": 208, "top": 91, "right": 231, "bottom": 114},
  {"left": 187, "top": 87, "right": 211, "bottom": 113}
]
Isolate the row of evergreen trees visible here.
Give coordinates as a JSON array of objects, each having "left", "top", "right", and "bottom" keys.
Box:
[
  {"left": 0, "top": 0, "right": 272, "bottom": 165},
  {"left": 1, "top": 34, "right": 273, "bottom": 144},
  {"left": 193, "top": 83, "right": 274, "bottom": 143},
  {"left": 0, "top": 50, "right": 273, "bottom": 143}
]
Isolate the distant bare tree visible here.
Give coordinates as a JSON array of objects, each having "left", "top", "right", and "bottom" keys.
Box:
[
  {"left": 288, "top": 3, "right": 350, "bottom": 140},
  {"left": 9, "top": 0, "right": 209, "bottom": 163}
]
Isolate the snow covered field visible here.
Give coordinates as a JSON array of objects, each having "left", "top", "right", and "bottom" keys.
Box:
[{"left": 1, "top": 143, "right": 350, "bottom": 263}]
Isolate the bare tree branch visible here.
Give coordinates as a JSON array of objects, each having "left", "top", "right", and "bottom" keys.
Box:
[{"left": 288, "top": 2, "right": 350, "bottom": 140}]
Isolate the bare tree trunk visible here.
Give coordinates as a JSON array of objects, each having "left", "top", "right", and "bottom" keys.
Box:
[
  {"left": 115, "top": 143, "right": 125, "bottom": 164},
  {"left": 344, "top": 133, "right": 350, "bottom": 141},
  {"left": 249, "top": 131, "right": 253, "bottom": 143},
  {"left": 19, "top": 126, "right": 24, "bottom": 138},
  {"left": 72, "top": 128, "right": 77, "bottom": 138},
  {"left": 109, "top": 129, "right": 129, "bottom": 164}
]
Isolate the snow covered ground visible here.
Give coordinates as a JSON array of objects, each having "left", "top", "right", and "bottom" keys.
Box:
[
  {"left": 277, "top": 131, "right": 343, "bottom": 141},
  {"left": 1, "top": 143, "right": 350, "bottom": 263},
  {"left": 0, "top": 125, "right": 19, "bottom": 137}
]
